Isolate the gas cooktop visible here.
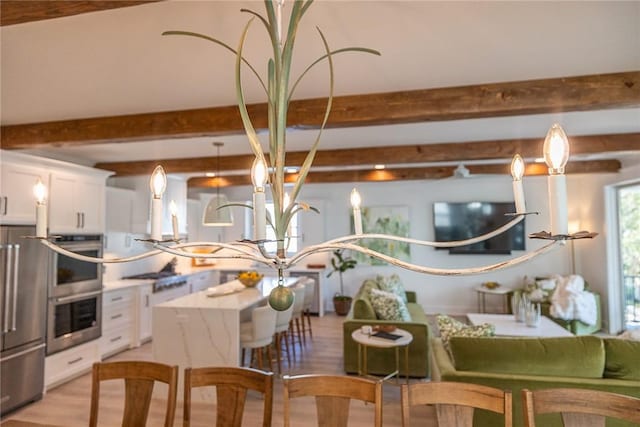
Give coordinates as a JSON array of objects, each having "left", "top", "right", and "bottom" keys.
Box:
[{"left": 122, "top": 271, "right": 179, "bottom": 280}]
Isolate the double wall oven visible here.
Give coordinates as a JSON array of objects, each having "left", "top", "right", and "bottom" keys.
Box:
[{"left": 47, "top": 235, "right": 103, "bottom": 355}]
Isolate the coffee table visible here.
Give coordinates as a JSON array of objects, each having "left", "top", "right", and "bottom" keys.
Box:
[
  {"left": 466, "top": 313, "right": 573, "bottom": 337},
  {"left": 351, "top": 327, "right": 413, "bottom": 383}
]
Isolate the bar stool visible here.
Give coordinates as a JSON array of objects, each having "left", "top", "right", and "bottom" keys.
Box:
[
  {"left": 273, "top": 303, "right": 294, "bottom": 374},
  {"left": 240, "top": 304, "right": 277, "bottom": 371},
  {"left": 301, "top": 278, "right": 316, "bottom": 341},
  {"left": 288, "top": 285, "right": 306, "bottom": 358}
]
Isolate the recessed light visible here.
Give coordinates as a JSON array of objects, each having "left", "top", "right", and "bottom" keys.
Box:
[
  {"left": 205, "top": 172, "right": 216, "bottom": 177},
  {"left": 374, "top": 164, "right": 385, "bottom": 170},
  {"left": 285, "top": 167, "right": 299, "bottom": 174}
]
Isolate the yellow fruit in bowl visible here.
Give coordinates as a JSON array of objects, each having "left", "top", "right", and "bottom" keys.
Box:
[
  {"left": 237, "top": 271, "right": 263, "bottom": 287},
  {"left": 483, "top": 281, "right": 500, "bottom": 289}
]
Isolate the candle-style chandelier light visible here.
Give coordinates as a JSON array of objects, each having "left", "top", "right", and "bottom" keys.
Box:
[{"left": 31, "top": 0, "right": 596, "bottom": 311}]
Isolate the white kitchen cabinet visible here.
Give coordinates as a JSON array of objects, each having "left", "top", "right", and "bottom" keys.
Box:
[
  {"left": 137, "top": 283, "right": 153, "bottom": 345},
  {"left": 188, "top": 270, "right": 216, "bottom": 293},
  {"left": 0, "top": 160, "right": 48, "bottom": 225},
  {"left": 45, "top": 340, "right": 100, "bottom": 390},
  {"left": 101, "top": 287, "right": 135, "bottom": 358},
  {"left": 49, "top": 171, "right": 107, "bottom": 234},
  {"left": 106, "top": 187, "right": 135, "bottom": 233}
]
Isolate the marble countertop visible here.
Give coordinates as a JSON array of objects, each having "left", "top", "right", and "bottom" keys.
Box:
[
  {"left": 155, "top": 276, "right": 301, "bottom": 311},
  {"left": 102, "top": 278, "right": 154, "bottom": 291}
]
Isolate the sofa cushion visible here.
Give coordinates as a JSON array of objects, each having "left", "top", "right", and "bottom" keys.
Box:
[
  {"left": 437, "top": 315, "right": 495, "bottom": 354},
  {"left": 353, "top": 297, "right": 376, "bottom": 320},
  {"left": 603, "top": 338, "right": 640, "bottom": 380},
  {"left": 368, "top": 288, "right": 411, "bottom": 321},
  {"left": 449, "top": 335, "right": 605, "bottom": 379},
  {"left": 377, "top": 274, "right": 408, "bottom": 303}
]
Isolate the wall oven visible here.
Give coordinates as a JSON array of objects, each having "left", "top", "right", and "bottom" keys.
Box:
[
  {"left": 46, "top": 290, "right": 101, "bottom": 355},
  {"left": 46, "top": 235, "right": 103, "bottom": 355},
  {"left": 49, "top": 235, "right": 103, "bottom": 298}
]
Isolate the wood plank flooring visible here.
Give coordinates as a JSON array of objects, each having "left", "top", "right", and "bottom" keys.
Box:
[{"left": 2, "top": 313, "right": 435, "bottom": 426}]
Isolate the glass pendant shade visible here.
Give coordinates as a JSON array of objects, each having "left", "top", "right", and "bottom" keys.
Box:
[{"left": 202, "top": 194, "right": 233, "bottom": 226}]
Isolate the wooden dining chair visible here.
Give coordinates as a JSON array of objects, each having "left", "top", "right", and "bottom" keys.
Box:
[
  {"left": 522, "top": 388, "right": 640, "bottom": 427},
  {"left": 89, "top": 360, "right": 178, "bottom": 427},
  {"left": 283, "top": 374, "right": 383, "bottom": 427},
  {"left": 400, "top": 381, "right": 512, "bottom": 427},
  {"left": 183, "top": 366, "right": 273, "bottom": 427}
]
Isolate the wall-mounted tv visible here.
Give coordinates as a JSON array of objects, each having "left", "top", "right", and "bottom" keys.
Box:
[{"left": 433, "top": 202, "right": 525, "bottom": 254}]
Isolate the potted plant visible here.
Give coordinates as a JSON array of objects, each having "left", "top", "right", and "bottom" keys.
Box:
[{"left": 327, "top": 249, "right": 358, "bottom": 315}]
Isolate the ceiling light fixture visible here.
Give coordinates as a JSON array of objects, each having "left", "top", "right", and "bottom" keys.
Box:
[
  {"left": 33, "top": 0, "right": 596, "bottom": 312},
  {"left": 202, "top": 142, "right": 233, "bottom": 227}
]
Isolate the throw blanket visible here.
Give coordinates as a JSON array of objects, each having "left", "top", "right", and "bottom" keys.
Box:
[{"left": 550, "top": 275, "right": 597, "bottom": 326}]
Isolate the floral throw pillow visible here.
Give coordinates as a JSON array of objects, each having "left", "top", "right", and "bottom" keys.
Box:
[
  {"left": 368, "top": 288, "right": 411, "bottom": 321},
  {"left": 377, "top": 274, "right": 408, "bottom": 303},
  {"left": 436, "top": 314, "right": 495, "bottom": 354}
]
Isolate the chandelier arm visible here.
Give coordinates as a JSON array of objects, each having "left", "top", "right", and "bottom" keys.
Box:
[
  {"left": 154, "top": 244, "right": 276, "bottom": 268},
  {"left": 161, "top": 241, "right": 264, "bottom": 258},
  {"left": 40, "top": 239, "right": 162, "bottom": 264},
  {"left": 288, "top": 241, "right": 559, "bottom": 276},
  {"left": 317, "top": 215, "right": 525, "bottom": 249}
]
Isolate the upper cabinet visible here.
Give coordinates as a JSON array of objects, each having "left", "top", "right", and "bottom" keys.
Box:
[
  {"left": 49, "top": 171, "right": 109, "bottom": 234},
  {"left": 0, "top": 159, "right": 48, "bottom": 225},
  {"left": 0, "top": 151, "right": 111, "bottom": 232},
  {"left": 106, "top": 187, "right": 135, "bottom": 233},
  {"left": 108, "top": 174, "right": 188, "bottom": 238}
]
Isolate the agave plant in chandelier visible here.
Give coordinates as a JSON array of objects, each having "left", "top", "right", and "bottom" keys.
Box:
[{"left": 33, "top": 0, "right": 596, "bottom": 311}]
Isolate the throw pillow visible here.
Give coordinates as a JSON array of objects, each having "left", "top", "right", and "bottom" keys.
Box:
[
  {"left": 377, "top": 274, "right": 408, "bottom": 303},
  {"left": 368, "top": 288, "right": 411, "bottom": 321},
  {"left": 436, "top": 314, "right": 495, "bottom": 354}
]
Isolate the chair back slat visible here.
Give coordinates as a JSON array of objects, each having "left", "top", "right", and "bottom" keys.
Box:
[
  {"left": 401, "top": 381, "right": 512, "bottom": 427},
  {"left": 522, "top": 388, "right": 640, "bottom": 427},
  {"left": 183, "top": 366, "right": 273, "bottom": 427},
  {"left": 283, "top": 374, "right": 382, "bottom": 427},
  {"left": 89, "top": 361, "right": 178, "bottom": 427},
  {"left": 315, "top": 396, "right": 351, "bottom": 427}
]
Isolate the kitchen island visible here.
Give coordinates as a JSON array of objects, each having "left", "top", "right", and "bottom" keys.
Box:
[{"left": 152, "top": 276, "right": 304, "bottom": 401}]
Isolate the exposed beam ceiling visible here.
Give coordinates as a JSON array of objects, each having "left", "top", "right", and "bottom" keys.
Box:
[
  {"left": 0, "top": 1, "right": 160, "bottom": 27},
  {"left": 1, "top": 72, "right": 639, "bottom": 149},
  {"left": 187, "top": 159, "right": 622, "bottom": 188},
  {"left": 94, "top": 132, "right": 638, "bottom": 177}
]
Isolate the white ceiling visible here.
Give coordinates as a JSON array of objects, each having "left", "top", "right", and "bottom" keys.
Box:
[{"left": 2, "top": 1, "right": 639, "bottom": 168}]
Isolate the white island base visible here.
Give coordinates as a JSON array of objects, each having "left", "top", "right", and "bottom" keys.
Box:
[{"left": 152, "top": 276, "right": 303, "bottom": 401}]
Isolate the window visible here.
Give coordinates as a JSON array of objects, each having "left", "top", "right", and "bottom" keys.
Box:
[{"left": 244, "top": 199, "right": 299, "bottom": 256}]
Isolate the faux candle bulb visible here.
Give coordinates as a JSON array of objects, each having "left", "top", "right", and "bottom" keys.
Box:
[
  {"left": 350, "top": 188, "right": 363, "bottom": 235},
  {"left": 548, "top": 174, "right": 568, "bottom": 235},
  {"left": 510, "top": 154, "right": 526, "bottom": 213},
  {"left": 169, "top": 200, "right": 179, "bottom": 241},
  {"left": 543, "top": 124, "right": 570, "bottom": 174},
  {"left": 33, "top": 179, "right": 48, "bottom": 238},
  {"left": 150, "top": 165, "right": 167, "bottom": 198}
]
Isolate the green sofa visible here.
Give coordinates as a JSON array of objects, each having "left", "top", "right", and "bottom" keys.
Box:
[
  {"left": 343, "top": 277, "right": 431, "bottom": 378},
  {"left": 431, "top": 335, "right": 640, "bottom": 427}
]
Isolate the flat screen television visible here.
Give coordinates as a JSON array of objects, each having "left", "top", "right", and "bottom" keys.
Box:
[{"left": 433, "top": 202, "right": 525, "bottom": 254}]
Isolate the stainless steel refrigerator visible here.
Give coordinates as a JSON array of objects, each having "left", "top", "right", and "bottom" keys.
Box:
[{"left": 1, "top": 225, "right": 48, "bottom": 415}]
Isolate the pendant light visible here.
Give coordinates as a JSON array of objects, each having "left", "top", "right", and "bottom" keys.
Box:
[{"left": 202, "top": 142, "right": 234, "bottom": 226}]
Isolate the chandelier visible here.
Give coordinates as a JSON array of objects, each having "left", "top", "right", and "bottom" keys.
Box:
[{"left": 31, "top": 1, "right": 596, "bottom": 311}]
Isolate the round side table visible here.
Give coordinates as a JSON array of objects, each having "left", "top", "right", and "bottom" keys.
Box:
[{"left": 351, "top": 327, "right": 413, "bottom": 383}]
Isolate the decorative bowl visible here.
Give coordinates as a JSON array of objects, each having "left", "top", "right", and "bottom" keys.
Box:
[
  {"left": 483, "top": 281, "right": 500, "bottom": 290},
  {"left": 237, "top": 271, "right": 263, "bottom": 287},
  {"left": 374, "top": 325, "right": 397, "bottom": 333}
]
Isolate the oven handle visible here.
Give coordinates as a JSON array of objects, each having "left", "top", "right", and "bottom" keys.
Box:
[{"left": 55, "top": 290, "right": 102, "bottom": 303}]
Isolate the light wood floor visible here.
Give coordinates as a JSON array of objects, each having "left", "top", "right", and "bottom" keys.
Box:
[{"left": 2, "top": 313, "right": 435, "bottom": 426}]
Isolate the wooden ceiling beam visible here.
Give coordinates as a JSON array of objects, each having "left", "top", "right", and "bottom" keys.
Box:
[
  {"left": 96, "top": 132, "right": 639, "bottom": 176},
  {"left": 2, "top": 71, "right": 639, "bottom": 149},
  {"left": 187, "top": 159, "right": 621, "bottom": 188},
  {"left": 0, "top": 1, "right": 160, "bottom": 27}
]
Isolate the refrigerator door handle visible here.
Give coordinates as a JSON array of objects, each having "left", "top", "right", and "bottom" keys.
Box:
[
  {"left": 11, "top": 244, "right": 20, "bottom": 331},
  {"left": 0, "top": 343, "right": 46, "bottom": 363},
  {"left": 3, "top": 244, "right": 13, "bottom": 334}
]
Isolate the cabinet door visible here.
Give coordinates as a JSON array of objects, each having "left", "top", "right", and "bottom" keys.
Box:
[
  {"left": 76, "top": 178, "right": 105, "bottom": 233},
  {"left": 49, "top": 174, "right": 78, "bottom": 233},
  {"left": 0, "top": 162, "right": 47, "bottom": 224},
  {"left": 106, "top": 187, "right": 134, "bottom": 233},
  {"left": 138, "top": 284, "right": 152, "bottom": 343}
]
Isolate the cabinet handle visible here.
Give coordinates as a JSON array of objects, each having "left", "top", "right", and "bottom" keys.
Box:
[
  {"left": 4, "top": 196, "right": 8, "bottom": 215},
  {"left": 0, "top": 196, "right": 6, "bottom": 215},
  {"left": 67, "top": 357, "right": 83, "bottom": 365},
  {"left": 145, "top": 295, "right": 149, "bottom": 307},
  {"left": 76, "top": 212, "right": 81, "bottom": 229},
  {"left": 81, "top": 212, "right": 85, "bottom": 228},
  {"left": 110, "top": 313, "right": 123, "bottom": 320},
  {"left": 110, "top": 336, "right": 122, "bottom": 343},
  {"left": 111, "top": 296, "right": 123, "bottom": 302}
]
